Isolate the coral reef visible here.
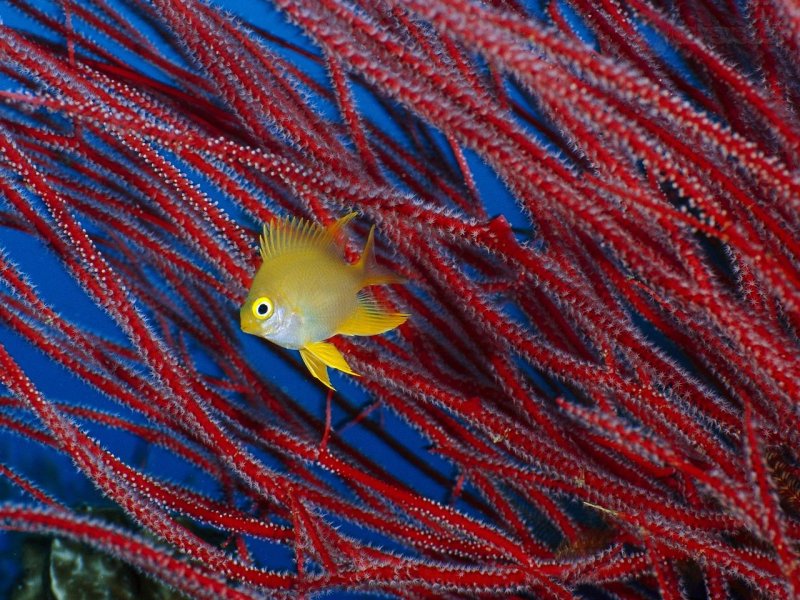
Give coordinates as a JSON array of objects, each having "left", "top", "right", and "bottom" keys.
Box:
[{"left": 0, "top": 0, "right": 798, "bottom": 597}]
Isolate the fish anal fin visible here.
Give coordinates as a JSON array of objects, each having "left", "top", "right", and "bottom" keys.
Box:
[
  {"left": 337, "top": 292, "right": 409, "bottom": 337},
  {"left": 299, "top": 347, "right": 333, "bottom": 389},
  {"left": 304, "top": 341, "right": 358, "bottom": 379}
]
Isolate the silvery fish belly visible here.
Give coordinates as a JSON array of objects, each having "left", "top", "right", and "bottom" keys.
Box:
[{"left": 240, "top": 212, "right": 409, "bottom": 389}]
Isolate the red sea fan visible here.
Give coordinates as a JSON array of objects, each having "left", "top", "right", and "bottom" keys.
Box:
[{"left": 0, "top": 0, "right": 798, "bottom": 598}]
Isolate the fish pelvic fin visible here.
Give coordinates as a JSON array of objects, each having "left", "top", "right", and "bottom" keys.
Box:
[
  {"left": 356, "top": 225, "right": 405, "bottom": 287},
  {"left": 337, "top": 291, "right": 409, "bottom": 337},
  {"left": 260, "top": 212, "right": 358, "bottom": 262},
  {"left": 300, "top": 341, "right": 359, "bottom": 389},
  {"left": 299, "top": 347, "right": 333, "bottom": 389}
]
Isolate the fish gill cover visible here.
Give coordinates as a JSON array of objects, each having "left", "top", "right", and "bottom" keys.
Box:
[{"left": 0, "top": 0, "right": 798, "bottom": 598}]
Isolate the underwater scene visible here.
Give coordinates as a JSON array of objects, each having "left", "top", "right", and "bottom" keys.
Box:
[{"left": 0, "top": 0, "right": 799, "bottom": 598}]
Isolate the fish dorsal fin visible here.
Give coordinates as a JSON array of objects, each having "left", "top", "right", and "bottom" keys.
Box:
[
  {"left": 260, "top": 212, "right": 358, "bottom": 261},
  {"left": 300, "top": 341, "right": 358, "bottom": 389},
  {"left": 337, "top": 291, "right": 409, "bottom": 337},
  {"left": 356, "top": 225, "right": 405, "bottom": 287}
]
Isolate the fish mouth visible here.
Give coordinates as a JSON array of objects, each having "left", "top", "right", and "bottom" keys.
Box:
[{"left": 239, "top": 311, "right": 259, "bottom": 335}]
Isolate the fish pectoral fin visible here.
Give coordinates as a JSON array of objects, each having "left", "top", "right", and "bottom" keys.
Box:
[
  {"left": 299, "top": 347, "right": 334, "bottom": 389},
  {"left": 300, "top": 342, "right": 358, "bottom": 389},
  {"left": 337, "top": 292, "right": 409, "bottom": 337}
]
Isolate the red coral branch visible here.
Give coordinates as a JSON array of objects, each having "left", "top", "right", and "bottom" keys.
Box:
[{"left": 0, "top": 0, "right": 798, "bottom": 597}]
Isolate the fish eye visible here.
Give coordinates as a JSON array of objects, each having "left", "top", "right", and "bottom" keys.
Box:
[{"left": 251, "top": 296, "right": 274, "bottom": 320}]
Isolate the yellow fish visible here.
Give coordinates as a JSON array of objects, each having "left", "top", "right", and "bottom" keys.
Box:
[{"left": 240, "top": 212, "right": 408, "bottom": 389}]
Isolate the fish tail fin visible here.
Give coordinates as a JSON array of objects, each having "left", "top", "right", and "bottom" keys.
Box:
[
  {"left": 300, "top": 341, "right": 359, "bottom": 389},
  {"left": 357, "top": 225, "right": 404, "bottom": 287}
]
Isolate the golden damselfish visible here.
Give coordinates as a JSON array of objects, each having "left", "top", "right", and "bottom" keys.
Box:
[{"left": 240, "top": 213, "right": 408, "bottom": 389}]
